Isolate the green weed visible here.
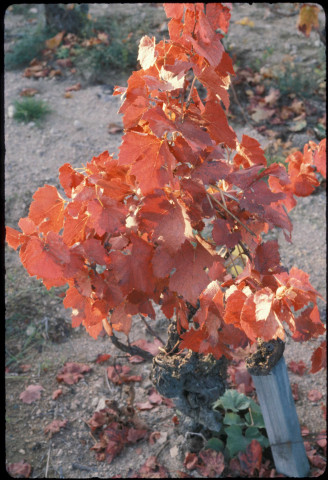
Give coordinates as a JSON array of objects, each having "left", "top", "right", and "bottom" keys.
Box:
[
  {"left": 13, "top": 97, "right": 52, "bottom": 126},
  {"left": 5, "top": 24, "right": 51, "bottom": 70}
]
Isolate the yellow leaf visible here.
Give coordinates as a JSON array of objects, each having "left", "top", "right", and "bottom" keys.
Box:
[
  {"left": 235, "top": 17, "right": 255, "bottom": 28},
  {"left": 46, "top": 31, "right": 65, "bottom": 50},
  {"left": 298, "top": 4, "right": 319, "bottom": 37}
]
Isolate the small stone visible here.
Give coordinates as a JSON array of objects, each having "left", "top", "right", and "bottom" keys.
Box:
[
  {"left": 170, "top": 445, "right": 179, "bottom": 458},
  {"left": 73, "top": 120, "right": 82, "bottom": 129},
  {"left": 19, "top": 449, "right": 25, "bottom": 455},
  {"left": 8, "top": 105, "right": 15, "bottom": 118}
]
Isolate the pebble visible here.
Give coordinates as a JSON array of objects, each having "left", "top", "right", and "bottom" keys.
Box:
[
  {"left": 73, "top": 120, "right": 83, "bottom": 130},
  {"left": 8, "top": 105, "right": 15, "bottom": 118}
]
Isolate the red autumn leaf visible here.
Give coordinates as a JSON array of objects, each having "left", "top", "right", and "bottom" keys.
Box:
[
  {"left": 310, "top": 341, "right": 327, "bottom": 373},
  {"left": 205, "top": 3, "right": 231, "bottom": 34},
  {"left": 313, "top": 138, "right": 326, "bottom": 178},
  {"left": 28, "top": 184, "right": 65, "bottom": 234},
  {"left": 95, "top": 353, "right": 111, "bottom": 364},
  {"left": 293, "top": 305, "right": 325, "bottom": 342},
  {"left": 6, "top": 460, "right": 32, "bottom": 478},
  {"left": 196, "top": 449, "right": 225, "bottom": 477},
  {"left": 110, "top": 234, "right": 156, "bottom": 295},
  {"left": 138, "top": 192, "right": 193, "bottom": 254},
  {"left": 238, "top": 439, "right": 263, "bottom": 476},
  {"left": 56, "top": 362, "right": 91, "bottom": 385},
  {"left": 240, "top": 288, "right": 285, "bottom": 342},
  {"left": 119, "top": 132, "right": 173, "bottom": 194},
  {"left": 254, "top": 240, "right": 282, "bottom": 275},
  {"left": 307, "top": 389, "right": 323, "bottom": 402},
  {"left": 234, "top": 135, "right": 267, "bottom": 168},
  {"left": 110, "top": 303, "right": 132, "bottom": 336},
  {"left": 203, "top": 99, "right": 237, "bottom": 149},
  {"left": 19, "top": 232, "right": 70, "bottom": 283},
  {"left": 19, "top": 384, "right": 44, "bottom": 404},
  {"left": 288, "top": 360, "right": 307, "bottom": 376},
  {"left": 169, "top": 240, "right": 215, "bottom": 305},
  {"left": 212, "top": 217, "right": 241, "bottom": 248},
  {"left": 138, "top": 35, "right": 157, "bottom": 70},
  {"left": 87, "top": 197, "right": 127, "bottom": 236},
  {"left": 5, "top": 226, "right": 23, "bottom": 251},
  {"left": 59, "top": 163, "right": 84, "bottom": 198},
  {"left": 44, "top": 419, "right": 68, "bottom": 437}
]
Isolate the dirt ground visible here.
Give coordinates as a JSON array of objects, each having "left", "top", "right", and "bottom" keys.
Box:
[{"left": 4, "top": 4, "right": 326, "bottom": 478}]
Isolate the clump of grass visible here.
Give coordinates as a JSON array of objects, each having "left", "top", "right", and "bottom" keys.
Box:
[
  {"left": 13, "top": 97, "right": 52, "bottom": 126},
  {"left": 5, "top": 24, "right": 51, "bottom": 70}
]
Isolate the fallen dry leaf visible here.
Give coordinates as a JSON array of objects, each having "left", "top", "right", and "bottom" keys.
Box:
[
  {"left": 6, "top": 460, "right": 32, "bottom": 478},
  {"left": 19, "top": 89, "right": 39, "bottom": 97},
  {"left": 235, "top": 17, "right": 255, "bottom": 27},
  {"left": 66, "top": 82, "right": 81, "bottom": 92},
  {"left": 52, "top": 388, "right": 63, "bottom": 400},
  {"left": 19, "top": 384, "right": 44, "bottom": 404},
  {"left": 307, "top": 389, "right": 323, "bottom": 402},
  {"left": 45, "top": 31, "right": 65, "bottom": 50},
  {"left": 56, "top": 362, "right": 91, "bottom": 385},
  {"left": 44, "top": 419, "right": 68, "bottom": 437}
]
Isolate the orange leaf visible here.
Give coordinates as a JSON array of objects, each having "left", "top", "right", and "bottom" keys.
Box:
[
  {"left": 298, "top": 4, "right": 320, "bottom": 37},
  {"left": 45, "top": 31, "right": 65, "bottom": 50},
  {"left": 28, "top": 184, "right": 65, "bottom": 234}
]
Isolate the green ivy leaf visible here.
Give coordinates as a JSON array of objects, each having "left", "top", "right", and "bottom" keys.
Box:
[
  {"left": 213, "top": 389, "right": 251, "bottom": 413},
  {"left": 224, "top": 411, "right": 246, "bottom": 426},
  {"left": 225, "top": 424, "right": 250, "bottom": 457},
  {"left": 245, "top": 427, "right": 270, "bottom": 449},
  {"left": 244, "top": 409, "right": 266, "bottom": 429},
  {"left": 206, "top": 436, "right": 225, "bottom": 453}
]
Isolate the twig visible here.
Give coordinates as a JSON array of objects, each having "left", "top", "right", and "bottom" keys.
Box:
[
  {"left": 109, "top": 332, "right": 154, "bottom": 361},
  {"left": 104, "top": 367, "right": 114, "bottom": 394},
  {"left": 208, "top": 192, "right": 257, "bottom": 237},
  {"left": 155, "top": 439, "right": 170, "bottom": 459},
  {"left": 45, "top": 444, "right": 51, "bottom": 478},
  {"left": 139, "top": 314, "right": 165, "bottom": 345},
  {"left": 230, "top": 81, "right": 253, "bottom": 128}
]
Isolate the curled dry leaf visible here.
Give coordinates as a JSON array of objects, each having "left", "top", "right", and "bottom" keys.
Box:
[
  {"left": 44, "top": 419, "right": 68, "bottom": 437},
  {"left": 52, "top": 388, "right": 63, "bottom": 400},
  {"left": 6, "top": 460, "right": 32, "bottom": 478},
  {"left": 307, "top": 389, "right": 323, "bottom": 402},
  {"left": 19, "top": 384, "right": 44, "bottom": 404},
  {"left": 56, "top": 362, "right": 91, "bottom": 385},
  {"left": 288, "top": 360, "right": 307, "bottom": 376},
  {"left": 107, "top": 364, "right": 142, "bottom": 385}
]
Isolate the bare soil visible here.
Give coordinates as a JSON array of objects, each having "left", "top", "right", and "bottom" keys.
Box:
[{"left": 4, "top": 4, "right": 326, "bottom": 478}]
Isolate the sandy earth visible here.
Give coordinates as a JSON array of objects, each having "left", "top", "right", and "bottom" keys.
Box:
[{"left": 4, "top": 4, "right": 326, "bottom": 478}]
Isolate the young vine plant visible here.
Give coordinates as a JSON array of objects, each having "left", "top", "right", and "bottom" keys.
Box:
[{"left": 6, "top": 3, "right": 326, "bottom": 371}]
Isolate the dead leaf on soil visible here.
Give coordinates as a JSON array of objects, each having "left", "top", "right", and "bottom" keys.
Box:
[
  {"left": 45, "top": 31, "right": 65, "bottom": 50},
  {"left": 19, "top": 88, "right": 39, "bottom": 97},
  {"left": 44, "top": 419, "right": 68, "bottom": 438},
  {"left": 52, "top": 388, "right": 63, "bottom": 400},
  {"left": 56, "top": 362, "right": 91, "bottom": 385},
  {"left": 19, "top": 384, "right": 44, "bottom": 404},
  {"left": 6, "top": 460, "right": 32, "bottom": 478},
  {"left": 307, "top": 389, "right": 323, "bottom": 402}
]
